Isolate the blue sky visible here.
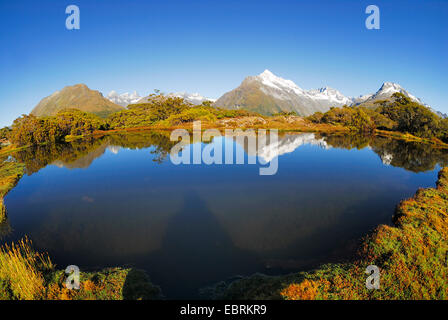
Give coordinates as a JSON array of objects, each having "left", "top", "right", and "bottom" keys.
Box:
[{"left": 0, "top": 0, "right": 447, "bottom": 127}]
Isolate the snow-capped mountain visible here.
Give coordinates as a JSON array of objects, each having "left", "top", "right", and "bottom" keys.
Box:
[
  {"left": 215, "top": 70, "right": 446, "bottom": 118},
  {"left": 256, "top": 69, "right": 305, "bottom": 95},
  {"left": 106, "top": 91, "right": 142, "bottom": 107},
  {"left": 257, "top": 70, "right": 353, "bottom": 107},
  {"left": 354, "top": 82, "right": 423, "bottom": 105},
  {"left": 352, "top": 94, "right": 374, "bottom": 105},
  {"left": 215, "top": 70, "right": 352, "bottom": 116},
  {"left": 307, "top": 87, "right": 353, "bottom": 106},
  {"left": 168, "top": 92, "right": 216, "bottom": 104},
  {"left": 353, "top": 82, "right": 446, "bottom": 118},
  {"left": 104, "top": 71, "right": 445, "bottom": 118},
  {"left": 257, "top": 70, "right": 352, "bottom": 105},
  {"left": 107, "top": 90, "right": 214, "bottom": 107},
  {"left": 136, "top": 91, "right": 215, "bottom": 105}
]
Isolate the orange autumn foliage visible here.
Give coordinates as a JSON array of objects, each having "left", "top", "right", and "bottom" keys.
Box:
[{"left": 281, "top": 280, "right": 319, "bottom": 300}]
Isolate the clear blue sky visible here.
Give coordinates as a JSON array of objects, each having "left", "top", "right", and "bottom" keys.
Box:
[{"left": 0, "top": 0, "right": 447, "bottom": 126}]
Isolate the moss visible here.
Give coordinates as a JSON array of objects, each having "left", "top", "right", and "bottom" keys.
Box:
[
  {"left": 0, "top": 160, "right": 25, "bottom": 196},
  {"left": 45, "top": 268, "right": 162, "bottom": 300},
  {"left": 0, "top": 200, "right": 5, "bottom": 223}
]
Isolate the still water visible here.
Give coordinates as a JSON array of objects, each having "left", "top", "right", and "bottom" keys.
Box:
[{"left": 2, "top": 131, "right": 447, "bottom": 298}]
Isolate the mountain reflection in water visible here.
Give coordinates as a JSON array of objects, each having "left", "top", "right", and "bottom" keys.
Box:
[{"left": 9, "top": 131, "right": 448, "bottom": 173}]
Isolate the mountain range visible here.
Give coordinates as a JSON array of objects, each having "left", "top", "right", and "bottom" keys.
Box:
[
  {"left": 214, "top": 70, "right": 445, "bottom": 117},
  {"left": 106, "top": 90, "right": 141, "bottom": 107},
  {"left": 106, "top": 91, "right": 216, "bottom": 107},
  {"left": 29, "top": 70, "right": 446, "bottom": 119}
]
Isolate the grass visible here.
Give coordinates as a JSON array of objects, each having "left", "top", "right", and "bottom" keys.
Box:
[
  {"left": 0, "top": 161, "right": 25, "bottom": 196},
  {"left": 210, "top": 167, "right": 448, "bottom": 300},
  {"left": 45, "top": 267, "right": 162, "bottom": 300},
  {"left": 0, "top": 160, "right": 25, "bottom": 223},
  {"left": 0, "top": 237, "right": 162, "bottom": 300},
  {"left": 94, "top": 115, "right": 349, "bottom": 137},
  {"left": 0, "top": 237, "right": 52, "bottom": 299},
  {"left": 376, "top": 129, "right": 448, "bottom": 149}
]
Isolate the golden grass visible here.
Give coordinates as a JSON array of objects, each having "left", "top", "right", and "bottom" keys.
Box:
[
  {"left": 0, "top": 236, "right": 162, "bottom": 300},
  {"left": 376, "top": 129, "right": 448, "bottom": 149},
  {"left": 0, "top": 200, "right": 5, "bottom": 223},
  {"left": 0, "top": 237, "right": 53, "bottom": 300},
  {"left": 0, "top": 160, "right": 25, "bottom": 223}
]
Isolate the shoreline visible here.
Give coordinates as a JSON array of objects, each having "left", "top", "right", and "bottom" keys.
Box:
[{"left": 3, "top": 120, "right": 447, "bottom": 158}]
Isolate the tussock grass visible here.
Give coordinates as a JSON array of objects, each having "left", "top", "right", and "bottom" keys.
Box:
[
  {"left": 0, "top": 237, "right": 162, "bottom": 300},
  {"left": 0, "top": 237, "right": 53, "bottom": 299}
]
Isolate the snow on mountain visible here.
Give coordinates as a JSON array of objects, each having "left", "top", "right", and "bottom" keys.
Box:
[
  {"left": 371, "top": 82, "right": 422, "bottom": 103},
  {"left": 256, "top": 70, "right": 352, "bottom": 105},
  {"left": 215, "top": 70, "right": 352, "bottom": 116},
  {"left": 352, "top": 82, "right": 446, "bottom": 118},
  {"left": 352, "top": 93, "right": 374, "bottom": 105},
  {"left": 354, "top": 82, "right": 426, "bottom": 106},
  {"left": 106, "top": 91, "right": 142, "bottom": 107},
  {"left": 217, "top": 70, "right": 446, "bottom": 118},
  {"left": 256, "top": 69, "right": 306, "bottom": 95},
  {"left": 134, "top": 91, "right": 215, "bottom": 105},
  {"left": 306, "top": 87, "right": 353, "bottom": 106},
  {"left": 105, "top": 72, "right": 446, "bottom": 119},
  {"left": 257, "top": 70, "right": 351, "bottom": 105},
  {"left": 430, "top": 108, "right": 448, "bottom": 119},
  {"left": 168, "top": 92, "right": 216, "bottom": 104}
]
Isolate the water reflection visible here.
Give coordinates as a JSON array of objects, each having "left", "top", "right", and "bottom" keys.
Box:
[
  {"left": 235, "top": 132, "right": 329, "bottom": 162},
  {"left": 10, "top": 131, "right": 448, "bottom": 174},
  {"left": 317, "top": 133, "right": 448, "bottom": 172},
  {"left": 4, "top": 131, "right": 448, "bottom": 298},
  {"left": 11, "top": 131, "right": 177, "bottom": 173},
  {"left": 0, "top": 219, "right": 12, "bottom": 240},
  {"left": 144, "top": 191, "right": 260, "bottom": 298}
]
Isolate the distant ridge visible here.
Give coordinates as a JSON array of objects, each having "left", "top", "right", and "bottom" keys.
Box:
[
  {"left": 31, "top": 84, "right": 124, "bottom": 118},
  {"left": 135, "top": 92, "right": 215, "bottom": 105},
  {"left": 106, "top": 90, "right": 141, "bottom": 107}
]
